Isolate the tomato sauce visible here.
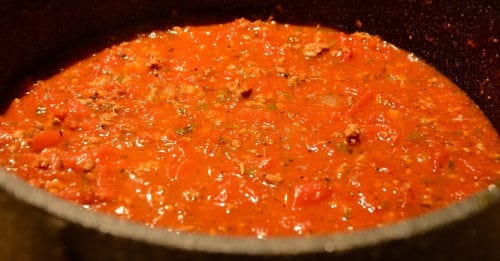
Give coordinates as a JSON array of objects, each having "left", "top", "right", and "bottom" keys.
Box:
[{"left": 0, "top": 18, "right": 499, "bottom": 237}]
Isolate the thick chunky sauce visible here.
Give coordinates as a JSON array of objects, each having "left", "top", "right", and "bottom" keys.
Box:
[{"left": 1, "top": 19, "right": 499, "bottom": 237}]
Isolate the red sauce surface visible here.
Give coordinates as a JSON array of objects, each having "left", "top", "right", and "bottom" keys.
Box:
[{"left": 1, "top": 19, "right": 499, "bottom": 237}]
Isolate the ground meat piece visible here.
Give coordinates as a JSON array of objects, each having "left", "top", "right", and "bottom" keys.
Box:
[
  {"left": 302, "top": 42, "right": 330, "bottom": 58},
  {"left": 345, "top": 123, "right": 361, "bottom": 145},
  {"left": 263, "top": 173, "right": 283, "bottom": 185}
]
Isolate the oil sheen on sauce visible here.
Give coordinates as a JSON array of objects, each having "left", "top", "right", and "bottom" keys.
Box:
[{"left": 0, "top": 18, "right": 499, "bottom": 237}]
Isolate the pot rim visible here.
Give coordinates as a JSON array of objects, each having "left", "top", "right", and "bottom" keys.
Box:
[{"left": 0, "top": 167, "right": 498, "bottom": 255}]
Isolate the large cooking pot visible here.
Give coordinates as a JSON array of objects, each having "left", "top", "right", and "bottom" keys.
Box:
[{"left": 0, "top": 0, "right": 498, "bottom": 260}]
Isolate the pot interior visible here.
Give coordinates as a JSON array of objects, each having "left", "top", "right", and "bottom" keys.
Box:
[{"left": 0, "top": 0, "right": 498, "bottom": 259}]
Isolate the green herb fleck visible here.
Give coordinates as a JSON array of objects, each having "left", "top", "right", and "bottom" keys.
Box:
[
  {"left": 267, "top": 99, "right": 278, "bottom": 111},
  {"left": 342, "top": 207, "right": 352, "bottom": 221},
  {"left": 244, "top": 166, "right": 257, "bottom": 177},
  {"left": 218, "top": 136, "right": 227, "bottom": 144},
  {"left": 406, "top": 131, "right": 427, "bottom": 141},
  {"left": 446, "top": 160, "right": 456, "bottom": 175},
  {"left": 114, "top": 72, "right": 127, "bottom": 83},
  {"left": 216, "top": 89, "right": 230, "bottom": 103},
  {"left": 336, "top": 141, "right": 353, "bottom": 154},
  {"left": 197, "top": 102, "right": 209, "bottom": 111}
]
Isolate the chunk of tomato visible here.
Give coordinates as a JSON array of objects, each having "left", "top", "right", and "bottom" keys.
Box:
[
  {"left": 292, "top": 180, "right": 331, "bottom": 208},
  {"left": 31, "top": 130, "right": 63, "bottom": 152}
]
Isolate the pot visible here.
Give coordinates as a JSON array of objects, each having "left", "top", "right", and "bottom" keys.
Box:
[{"left": 0, "top": 0, "right": 498, "bottom": 260}]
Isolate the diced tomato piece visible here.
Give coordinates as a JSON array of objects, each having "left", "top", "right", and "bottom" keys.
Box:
[
  {"left": 62, "top": 100, "right": 91, "bottom": 129},
  {"left": 93, "top": 165, "right": 120, "bottom": 202},
  {"left": 94, "top": 145, "right": 118, "bottom": 162},
  {"left": 292, "top": 180, "right": 332, "bottom": 208},
  {"left": 431, "top": 148, "right": 449, "bottom": 173},
  {"left": 60, "top": 153, "right": 84, "bottom": 172},
  {"left": 31, "top": 130, "right": 63, "bottom": 152},
  {"left": 348, "top": 90, "right": 374, "bottom": 116}
]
